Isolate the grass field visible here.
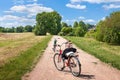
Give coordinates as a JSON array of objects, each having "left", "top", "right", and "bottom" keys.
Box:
[
  {"left": 0, "top": 33, "right": 52, "bottom": 80},
  {"left": 64, "top": 36, "right": 120, "bottom": 70},
  {"left": 0, "top": 33, "right": 45, "bottom": 65}
]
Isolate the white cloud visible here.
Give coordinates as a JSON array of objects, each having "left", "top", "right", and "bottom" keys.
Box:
[
  {"left": 13, "top": 0, "right": 38, "bottom": 5},
  {"left": 63, "top": 17, "right": 96, "bottom": 26},
  {"left": 66, "top": 3, "right": 86, "bottom": 9},
  {"left": 101, "top": 17, "right": 105, "bottom": 20},
  {"left": 83, "top": 19, "right": 95, "bottom": 23},
  {"left": 70, "top": 0, "right": 120, "bottom": 4},
  {"left": 78, "top": 16, "right": 85, "bottom": 19},
  {"left": 1, "top": 3, "right": 54, "bottom": 27},
  {"left": 4, "top": 11, "right": 14, "bottom": 14},
  {"left": 13, "top": 0, "right": 24, "bottom": 4},
  {"left": 10, "top": 5, "right": 27, "bottom": 12},
  {"left": 0, "top": 15, "right": 35, "bottom": 27},
  {"left": 103, "top": 4, "right": 120, "bottom": 9},
  {"left": 65, "top": 19, "right": 76, "bottom": 22},
  {"left": 27, "top": 0, "right": 38, "bottom": 3},
  {"left": 0, "top": 15, "right": 19, "bottom": 21},
  {"left": 10, "top": 3, "right": 53, "bottom": 17}
]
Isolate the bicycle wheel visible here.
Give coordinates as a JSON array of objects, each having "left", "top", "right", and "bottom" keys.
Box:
[
  {"left": 69, "top": 56, "right": 81, "bottom": 77},
  {"left": 53, "top": 53, "right": 64, "bottom": 71}
]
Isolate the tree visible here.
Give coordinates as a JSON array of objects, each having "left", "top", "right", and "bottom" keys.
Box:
[
  {"left": 79, "top": 20, "right": 87, "bottom": 32},
  {"left": 24, "top": 25, "right": 33, "bottom": 32},
  {"left": 15, "top": 26, "right": 24, "bottom": 33},
  {"left": 73, "top": 21, "right": 78, "bottom": 28},
  {"left": 61, "top": 27, "right": 73, "bottom": 36},
  {"left": 86, "top": 23, "right": 95, "bottom": 29},
  {"left": 96, "top": 11, "right": 120, "bottom": 44},
  {"left": 74, "top": 27, "right": 84, "bottom": 37},
  {"left": 0, "top": 27, "right": 4, "bottom": 32},
  {"left": 34, "top": 11, "right": 62, "bottom": 35},
  {"left": 61, "top": 22, "right": 69, "bottom": 27}
]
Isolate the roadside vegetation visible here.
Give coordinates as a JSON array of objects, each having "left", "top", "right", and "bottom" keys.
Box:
[
  {"left": 0, "top": 33, "right": 52, "bottom": 80},
  {"left": 62, "top": 11, "right": 120, "bottom": 70},
  {"left": 64, "top": 36, "right": 120, "bottom": 70}
]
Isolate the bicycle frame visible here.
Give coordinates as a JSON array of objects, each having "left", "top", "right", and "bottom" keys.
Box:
[{"left": 57, "top": 43, "right": 79, "bottom": 67}]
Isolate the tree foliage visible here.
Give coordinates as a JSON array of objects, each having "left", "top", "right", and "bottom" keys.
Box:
[
  {"left": 59, "top": 20, "right": 93, "bottom": 37},
  {"left": 96, "top": 11, "right": 120, "bottom": 44},
  {"left": 73, "top": 21, "right": 78, "bottom": 28},
  {"left": 61, "top": 22, "right": 69, "bottom": 27},
  {"left": 24, "top": 25, "right": 33, "bottom": 32},
  {"left": 0, "top": 26, "right": 34, "bottom": 33},
  {"left": 34, "top": 11, "right": 62, "bottom": 35}
]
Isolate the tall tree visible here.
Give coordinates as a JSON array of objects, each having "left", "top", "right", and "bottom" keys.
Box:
[
  {"left": 15, "top": 26, "right": 24, "bottom": 33},
  {"left": 24, "top": 25, "right": 33, "bottom": 32},
  {"left": 61, "top": 22, "right": 68, "bottom": 27},
  {"left": 73, "top": 21, "right": 78, "bottom": 28},
  {"left": 34, "top": 11, "right": 62, "bottom": 35},
  {"left": 79, "top": 20, "right": 87, "bottom": 31}
]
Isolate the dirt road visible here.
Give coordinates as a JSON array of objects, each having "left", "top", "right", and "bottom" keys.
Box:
[{"left": 22, "top": 36, "right": 120, "bottom": 80}]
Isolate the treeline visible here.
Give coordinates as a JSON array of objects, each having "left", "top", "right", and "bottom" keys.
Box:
[
  {"left": 59, "top": 21, "right": 95, "bottom": 36},
  {"left": 86, "top": 11, "right": 120, "bottom": 44},
  {"left": 34, "top": 11, "right": 61, "bottom": 35},
  {"left": 0, "top": 25, "right": 34, "bottom": 33},
  {"left": 34, "top": 11, "right": 94, "bottom": 36}
]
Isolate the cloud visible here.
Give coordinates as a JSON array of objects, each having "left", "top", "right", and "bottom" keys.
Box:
[
  {"left": 66, "top": 3, "right": 86, "bottom": 9},
  {"left": 70, "top": 0, "right": 120, "bottom": 4},
  {"left": 10, "top": 3, "right": 53, "bottom": 17},
  {"left": 63, "top": 17, "right": 96, "bottom": 26},
  {"left": 13, "top": 0, "right": 38, "bottom": 5},
  {"left": 10, "top": 5, "right": 27, "bottom": 12},
  {"left": 13, "top": 0, "right": 24, "bottom": 4},
  {"left": 27, "top": 0, "right": 38, "bottom": 3},
  {"left": 0, "top": 15, "right": 35, "bottom": 27},
  {"left": 1, "top": 3, "right": 54, "bottom": 27},
  {"left": 101, "top": 17, "right": 105, "bottom": 20},
  {"left": 83, "top": 19, "right": 95, "bottom": 23},
  {"left": 78, "top": 16, "right": 85, "bottom": 19},
  {"left": 103, "top": 4, "right": 120, "bottom": 9}
]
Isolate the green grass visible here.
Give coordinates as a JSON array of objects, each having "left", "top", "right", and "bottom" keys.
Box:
[
  {"left": 64, "top": 36, "right": 120, "bottom": 70},
  {"left": 0, "top": 36, "right": 52, "bottom": 80}
]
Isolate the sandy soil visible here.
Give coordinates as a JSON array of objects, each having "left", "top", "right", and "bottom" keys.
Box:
[{"left": 22, "top": 36, "right": 120, "bottom": 80}]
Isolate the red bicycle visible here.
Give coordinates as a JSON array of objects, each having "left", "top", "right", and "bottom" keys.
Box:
[{"left": 53, "top": 43, "right": 81, "bottom": 77}]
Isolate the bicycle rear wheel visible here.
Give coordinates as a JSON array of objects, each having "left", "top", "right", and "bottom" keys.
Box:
[
  {"left": 53, "top": 53, "right": 64, "bottom": 71},
  {"left": 69, "top": 56, "right": 81, "bottom": 77}
]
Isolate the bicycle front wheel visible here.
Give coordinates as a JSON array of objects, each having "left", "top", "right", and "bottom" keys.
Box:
[
  {"left": 53, "top": 53, "right": 64, "bottom": 71},
  {"left": 69, "top": 56, "right": 81, "bottom": 77}
]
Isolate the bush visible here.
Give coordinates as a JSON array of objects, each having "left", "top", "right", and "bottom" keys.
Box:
[
  {"left": 96, "top": 11, "right": 120, "bottom": 44},
  {"left": 85, "top": 29, "right": 96, "bottom": 38}
]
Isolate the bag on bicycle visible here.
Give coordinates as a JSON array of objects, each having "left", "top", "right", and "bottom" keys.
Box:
[{"left": 62, "top": 48, "right": 76, "bottom": 59}]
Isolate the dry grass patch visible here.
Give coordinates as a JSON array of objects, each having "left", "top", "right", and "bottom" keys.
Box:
[{"left": 0, "top": 33, "right": 45, "bottom": 66}]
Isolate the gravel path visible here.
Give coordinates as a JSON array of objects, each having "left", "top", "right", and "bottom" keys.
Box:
[{"left": 22, "top": 36, "right": 120, "bottom": 80}]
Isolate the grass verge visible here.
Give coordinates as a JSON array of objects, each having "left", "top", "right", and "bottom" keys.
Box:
[
  {"left": 0, "top": 35, "right": 52, "bottom": 80},
  {"left": 64, "top": 36, "right": 120, "bottom": 70}
]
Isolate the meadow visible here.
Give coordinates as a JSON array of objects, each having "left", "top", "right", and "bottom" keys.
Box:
[
  {"left": 64, "top": 36, "right": 120, "bottom": 70},
  {"left": 0, "top": 33, "right": 52, "bottom": 80}
]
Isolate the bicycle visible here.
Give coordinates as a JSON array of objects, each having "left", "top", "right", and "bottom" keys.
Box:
[{"left": 53, "top": 43, "right": 81, "bottom": 77}]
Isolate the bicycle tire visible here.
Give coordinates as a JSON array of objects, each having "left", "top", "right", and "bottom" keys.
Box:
[
  {"left": 69, "top": 56, "right": 81, "bottom": 77},
  {"left": 53, "top": 53, "right": 64, "bottom": 71}
]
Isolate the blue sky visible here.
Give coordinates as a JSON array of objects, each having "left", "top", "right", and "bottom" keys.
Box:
[{"left": 0, "top": 0, "right": 120, "bottom": 27}]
